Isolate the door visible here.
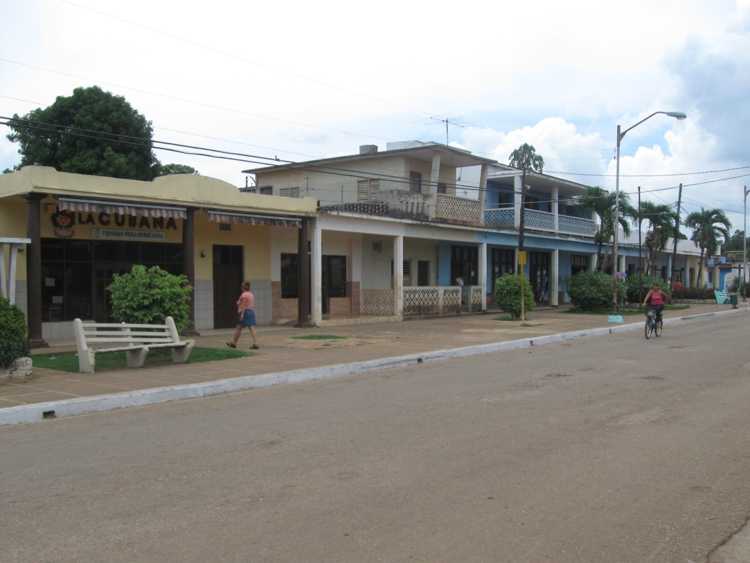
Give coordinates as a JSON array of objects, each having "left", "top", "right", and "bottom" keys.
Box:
[
  {"left": 450, "top": 245, "right": 478, "bottom": 285},
  {"left": 213, "top": 245, "right": 244, "bottom": 329},
  {"left": 490, "top": 248, "right": 515, "bottom": 291},
  {"left": 322, "top": 255, "right": 347, "bottom": 316},
  {"left": 529, "top": 252, "right": 551, "bottom": 304},
  {"left": 417, "top": 260, "right": 430, "bottom": 286}
]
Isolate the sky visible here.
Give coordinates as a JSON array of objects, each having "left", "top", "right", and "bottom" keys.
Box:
[{"left": 2, "top": 0, "right": 749, "bottom": 229}]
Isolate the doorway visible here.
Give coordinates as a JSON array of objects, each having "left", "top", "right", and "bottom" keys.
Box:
[
  {"left": 322, "top": 255, "right": 347, "bottom": 316},
  {"left": 213, "top": 245, "right": 244, "bottom": 328},
  {"left": 529, "top": 251, "right": 551, "bottom": 304}
]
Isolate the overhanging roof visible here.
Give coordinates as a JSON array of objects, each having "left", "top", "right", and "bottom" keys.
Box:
[{"left": 244, "top": 143, "right": 497, "bottom": 175}]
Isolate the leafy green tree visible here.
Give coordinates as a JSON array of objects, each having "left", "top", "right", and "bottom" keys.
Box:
[
  {"left": 578, "top": 187, "right": 636, "bottom": 272},
  {"left": 685, "top": 208, "right": 731, "bottom": 287},
  {"left": 0, "top": 297, "right": 28, "bottom": 369},
  {"left": 6, "top": 86, "right": 159, "bottom": 180},
  {"left": 158, "top": 163, "right": 197, "bottom": 176},
  {"left": 109, "top": 265, "right": 192, "bottom": 332},
  {"left": 640, "top": 201, "right": 679, "bottom": 275},
  {"left": 508, "top": 143, "right": 544, "bottom": 174},
  {"left": 494, "top": 274, "right": 534, "bottom": 319},
  {"left": 724, "top": 229, "right": 748, "bottom": 252}
]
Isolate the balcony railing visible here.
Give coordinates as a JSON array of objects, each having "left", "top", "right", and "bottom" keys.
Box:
[
  {"left": 435, "top": 194, "right": 481, "bottom": 225},
  {"left": 484, "top": 207, "right": 597, "bottom": 237},
  {"left": 403, "top": 286, "right": 483, "bottom": 317}
]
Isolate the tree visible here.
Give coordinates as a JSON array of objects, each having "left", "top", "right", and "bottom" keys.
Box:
[
  {"left": 158, "top": 163, "right": 198, "bottom": 176},
  {"left": 640, "top": 201, "right": 679, "bottom": 276},
  {"left": 685, "top": 208, "right": 731, "bottom": 287},
  {"left": 724, "top": 229, "right": 748, "bottom": 253},
  {"left": 6, "top": 86, "right": 159, "bottom": 180},
  {"left": 578, "top": 187, "right": 637, "bottom": 272}
]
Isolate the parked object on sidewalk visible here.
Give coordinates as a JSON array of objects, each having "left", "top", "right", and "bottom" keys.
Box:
[
  {"left": 607, "top": 314, "right": 625, "bottom": 324},
  {"left": 73, "top": 316, "right": 194, "bottom": 374}
]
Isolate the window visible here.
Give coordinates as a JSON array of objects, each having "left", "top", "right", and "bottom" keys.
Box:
[
  {"left": 417, "top": 261, "right": 430, "bottom": 286},
  {"left": 219, "top": 223, "right": 232, "bottom": 232},
  {"left": 409, "top": 171, "right": 422, "bottom": 194},
  {"left": 279, "top": 187, "right": 300, "bottom": 198},
  {"left": 281, "top": 253, "right": 299, "bottom": 298},
  {"left": 451, "top": 245, "right": 478, "bottom": 285},
  {"left": 491, "top": 248, "right": 515, "bottom": 282},
  {"left": 258, "top": 186, "right": 273, "bottom": 195},
  {"left": 571, "top": 255, "right": 589, "bottom": 276},
  {"left": 437, "top": 182, "right": 447, "bottom": 194},
  {"left": 357, "top": 179, "right": 380, "bottom": 201},
  {"left": 324, "top": 255, "right": 347, "bottom": 298}
]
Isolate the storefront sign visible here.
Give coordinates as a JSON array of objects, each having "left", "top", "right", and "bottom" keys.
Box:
[
  {"left": 51, "top": 210, "right": 178, "bottom": 238},
  {"left": 91, "top": 228, "right": 167, "bottom": 241}
]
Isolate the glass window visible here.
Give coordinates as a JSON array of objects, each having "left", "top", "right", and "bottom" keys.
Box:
[
  {"left": 409, "top": 171, "right": 422, "bottom": 194},
  {"left": 281, "top": 253, "right": 299, "bottom": 298}
]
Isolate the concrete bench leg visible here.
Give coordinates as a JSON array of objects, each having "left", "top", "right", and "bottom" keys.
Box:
[
  {"left": 171, "top": 341, "right": 194, "bottom": 364},
  {"left": 126, "top": 347, "right": 149, "bottom": 368},
  {"left": 78, "top": 349, "right": 96, "bottom": 374}
]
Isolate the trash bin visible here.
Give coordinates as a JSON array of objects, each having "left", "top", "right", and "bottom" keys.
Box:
[{"left": 730, "top": 293, "right": 738, "bottom": 308}]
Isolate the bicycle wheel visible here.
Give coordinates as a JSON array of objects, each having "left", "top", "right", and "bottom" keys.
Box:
[
  {"left": 644, "top": 319, "right": 653, "bottom": 340},
  {"left": 655, "top": 319, "right": 663, "bottom": 337}
]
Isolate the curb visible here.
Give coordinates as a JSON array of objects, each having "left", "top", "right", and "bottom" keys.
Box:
[{"left": 1, "top": 307, "right": 745, "bottom": 426}]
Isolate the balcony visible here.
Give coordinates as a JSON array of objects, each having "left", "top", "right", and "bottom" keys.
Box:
[
  {"left": 435, "top": 194, "right": 482, "bottom": 225},
  {"left": 484, "top": 207, "right": 597, "bottom": 237}
]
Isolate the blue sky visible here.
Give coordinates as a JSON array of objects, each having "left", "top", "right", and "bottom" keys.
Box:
[{"left": 2, "top": 0, "right": 750, "bottom": 228}]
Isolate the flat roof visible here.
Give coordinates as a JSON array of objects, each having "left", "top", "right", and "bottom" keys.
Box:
[
  {"left": 244, "top": 143, "right": 497, "bottom": 175},
  {"left": 0, "top": 166, "right": 317, "bottom": 216}
]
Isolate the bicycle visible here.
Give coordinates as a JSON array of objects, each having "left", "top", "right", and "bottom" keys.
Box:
[{"left": 644, "top": 309, "right": 663, "bottom": 340}]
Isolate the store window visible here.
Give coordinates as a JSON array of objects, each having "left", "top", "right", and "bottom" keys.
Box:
[{"left": 281, "top": 253, "right": 299, "bottom": 298}]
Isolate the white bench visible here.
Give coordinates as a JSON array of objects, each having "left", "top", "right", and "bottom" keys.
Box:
[{"left": 73, "top": 317, "right": 195, "bottom": 374}]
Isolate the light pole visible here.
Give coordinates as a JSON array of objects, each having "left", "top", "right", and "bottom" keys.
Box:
[
  {"left": 612, "top": 111, "right": 687, "bottom": 309},
  {"left": 744, "top": 185, "right": 748, "bottom": 302}
]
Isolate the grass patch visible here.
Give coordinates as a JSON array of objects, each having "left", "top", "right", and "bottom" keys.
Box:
[
  {"left": 33, "top": 346, "right": 250, "bottom": 373},
  {"left": 565, "top": 304, "right": 690, "bottom": 315},
  {"left": 290, "top": 334, "right": 348, "bottom": 341}
]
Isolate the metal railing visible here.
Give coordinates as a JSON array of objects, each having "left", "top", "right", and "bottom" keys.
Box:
[
  {"left": 403, "top": 286, "right": 482, "bottom": 317},
  {"left": 435, "top": 194, "right": 482, "bottom": 225},
  {"left": 484, "top": 207, "right": 596, "bottom": 236}
]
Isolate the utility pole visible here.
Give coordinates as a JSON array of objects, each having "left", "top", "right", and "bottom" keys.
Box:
[
  {"left": 744, "top": 185, "right": 748, "bottom": 302},
  {"left": 670, "top": 182, "right": 683, "bottom": 286}
]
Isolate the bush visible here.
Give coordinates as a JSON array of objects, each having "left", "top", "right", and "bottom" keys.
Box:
[
  {"left": 568, "top": 271, "right": 621, "bottom": 310},
  {"left": 109, "top": 265, "right": 192, "bottom": 332},
  {"left": 0, "top": 297, "right": 28, "bottom": 369},
  {"left": 625, "top": 275, "right": 670, "bottom": 304},
  {"left": 494, "top": 274, "right": 534, "bottom": 319}
]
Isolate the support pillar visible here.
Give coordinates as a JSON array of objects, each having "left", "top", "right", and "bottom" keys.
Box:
[
  {"left": 311, "top": 219, "right": 323, "bottom": 325},
  {"left": 478, "top": 164, "right": 488, "bottom": 226},
  {"left": 618, "top": 254, "right": 626, "bottom": 275},
  {"left": 479, "top": 242, "right": 487, "bottom": 311},
  {"left": 513, "top": 174, "right": 522, "bottom": 229},
  {"left": 8, "top": 244, "right": 18, "bottom": 306},
  {"left": 182, "top": 208, "right": 199, "bottom": 335},
  {"left": 393, "top": 235, "right": 403, "bottom": 318},
  {"left": 552, "top": 187, "right": 559, "bottom": 232},
  {"left": 25, "top": 193, "right": 46, "bottom": 348},
  {"left": 666, "top": 254, "right": 673, "bottom": 283},
  {"left": 297, "top": 218, "right": 311, "bottom": 326},
  {"left": 589, "top": 254, "right": 598, "bottom": 272},
  {"left": 551, "top": 249, "right": 559, "bottom": 306},
  {"left": 0, "top": 244, "right": 6, "bottom": 300},
  {"left": 428, "top": 153, "right": 440, "bottom": 219}
]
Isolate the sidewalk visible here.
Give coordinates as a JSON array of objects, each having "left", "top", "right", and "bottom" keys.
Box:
[{"left": 0, "top": 304, "right": 728, "bottom": 409}]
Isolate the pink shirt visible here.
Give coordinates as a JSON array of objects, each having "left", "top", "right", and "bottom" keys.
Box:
[{"left": 237, "top": 290, "right": 255, "bottom": 313}]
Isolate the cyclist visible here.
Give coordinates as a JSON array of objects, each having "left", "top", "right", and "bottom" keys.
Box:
[{"left": 643, "top": 283, "right": 668, "bottom": 321}]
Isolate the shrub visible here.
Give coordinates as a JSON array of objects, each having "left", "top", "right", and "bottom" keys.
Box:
[
  {"left": 671, "top": 287, "right": 715, "bottom": 300},
  {"left": 109, "top": 265, "right": 192, "bottom": 332},
  {"left": 625, "top": 275, "right": 670, "bottom": 304},
  {"left": 568, "top": 271, "right": 621, "bottom": 310},
  {"left": 0, "top": 297, "right": 28, "bottom": 369},
  {"left": 494, "top": 274, "right": 534, "bottom": 319}
]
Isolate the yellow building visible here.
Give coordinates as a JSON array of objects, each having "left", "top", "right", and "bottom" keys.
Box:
[{"left": 0, "top": 166, "right": 317, "bottom": 344}]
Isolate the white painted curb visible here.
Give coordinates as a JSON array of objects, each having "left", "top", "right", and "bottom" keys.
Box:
[{"left": 1, "top": 307, "right": 745, "bottom": 426}]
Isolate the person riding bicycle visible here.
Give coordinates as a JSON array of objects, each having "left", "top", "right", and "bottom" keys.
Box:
[{"left": 643, "top": 283, "right": 668, "bottom": 320}]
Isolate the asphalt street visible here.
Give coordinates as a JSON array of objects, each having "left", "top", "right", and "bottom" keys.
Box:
[{"left": 3, "top": 311, "right": 750, "bottom": 562}]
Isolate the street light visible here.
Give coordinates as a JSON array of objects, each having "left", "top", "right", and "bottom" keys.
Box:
[{"left": 612, "top": 111, "right": 687, "bottom": 309}]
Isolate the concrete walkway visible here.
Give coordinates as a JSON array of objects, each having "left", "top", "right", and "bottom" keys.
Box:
[{"left": 0, "top": 304, "right": 727, "bottom": 409}]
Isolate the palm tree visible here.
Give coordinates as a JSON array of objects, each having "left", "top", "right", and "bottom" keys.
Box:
[
  {"left": 578, "top": 187, "right": 637, "bottom": 271},
  {"left": 508, "top": 143, "right": 544, "bottom": 267},
  {"left": 640, "top": 201, "right": 679, "bottom": 276},
  {"left": 685, "top": 208, "right": 731, "bottom": 287}
]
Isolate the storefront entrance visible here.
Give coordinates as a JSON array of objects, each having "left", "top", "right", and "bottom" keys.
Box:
[
  {"left": 529, "top": 251, "right": 550, "bottom": 304},
  {"left": 212, "top": 245, "right": 244, "bottom": 329},
  {"left": 490, "top": 247, "right": 515, "bottom": 291}
]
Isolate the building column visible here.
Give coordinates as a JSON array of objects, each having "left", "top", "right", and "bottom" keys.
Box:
[
  {"left": 25, "top": 193, "right": 46, "bottom": 348},
  {"left": 478, "top": 164, "right": 488, "bottom": 226},
  {"left": 428, "top": 153, "right": 440, "bottom": 219},
  {"left": 182, "top": 208, "right": 199, "bottom": 335},
  {"left": 551, "top": 249, "right": 560, "bottom": 306},
  {"left": 618, "top": 254, "right": 626, "bottom": 275},
  {"left": 589, "top": 254, "right": 598, "bottom": 272},
  {"left": 393, "top": 235, "right": 403, "bottom": 317},
  {"left": 0, "top": 244, "right": 6, "bottom": 301},
  {"left": 552, "top": 187, "right": 559, "bottom": 232},
  {"left": 8, "top": 244, "right": 18, "bottom": 306},
  {"left": 297, "top": 218, "right": 311, "bottom": 326},
  {"left": 666, "top": 254, "right": 673, "bottom": 282},
  {"left": 513, "top": 174, "right": 522, "bottom": 229},
  {"left": 311, "top": 219, "right": 323, "bottom": 325},
  {"left": 479, "top": 242, "right": 488, "bottom": 311}
]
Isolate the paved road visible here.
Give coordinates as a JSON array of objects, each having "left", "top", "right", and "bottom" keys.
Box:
[{"left": 3, "top": 312, "right": 750, "bottom": 562}]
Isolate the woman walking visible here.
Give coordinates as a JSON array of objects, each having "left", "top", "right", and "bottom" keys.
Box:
[{"left": 227, "top": 281, "right": 259, "bottom": 350}]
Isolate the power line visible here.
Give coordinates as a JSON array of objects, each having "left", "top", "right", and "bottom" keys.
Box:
[{"left": 543, "top": 165, "right": 750, "bottom": 178}]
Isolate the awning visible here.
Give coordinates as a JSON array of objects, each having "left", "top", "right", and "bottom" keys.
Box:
[
  {"left": 207, "top": 210, "right": 301, "bottom": 228},
  {"left": 57, "top": 197, "right": 187, "bottom": 219}
]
